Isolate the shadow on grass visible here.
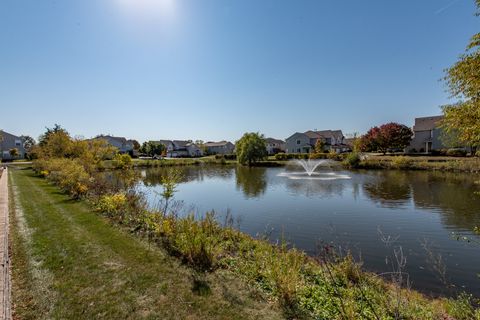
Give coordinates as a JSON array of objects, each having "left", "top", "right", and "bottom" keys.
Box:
[{"left": 192, "top": 274, "right": 212, "bottom": 296}]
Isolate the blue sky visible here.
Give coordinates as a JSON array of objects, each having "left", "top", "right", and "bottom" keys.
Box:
[{"left": 0, "top": 0, "right": 478, "bottom": 142}]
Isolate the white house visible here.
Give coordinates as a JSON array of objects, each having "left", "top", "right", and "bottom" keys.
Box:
[
  {"left": 265, "top": 138, "right": 285, "bottom": 155},
  {"left": 204, "top": 141, "right": 235, "bottom": 155}
]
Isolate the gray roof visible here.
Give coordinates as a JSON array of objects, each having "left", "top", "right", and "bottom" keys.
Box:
[
  {"left": 205, "top": 141, "right": 233, "bottom": 147},
  {"left": 154, "top": 140, "right": 173, "bottom": 146},
  {"left": 304, "top": 130, "right": 344, "bottom": 140},
  {"left": 265, "top": 138, "right": 284, "bottom": 144},
  {"left": 96, "top": 135, "right": 129, "bottom": 144},
  {"left": 413, "top": 116, "right": 443, "bottom": 131},
  {"left": 172, "top": 140, "right": 190, "bottom": 148}
]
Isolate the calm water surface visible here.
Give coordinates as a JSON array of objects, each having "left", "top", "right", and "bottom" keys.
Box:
[{"left": 136, "top": 165, "right": 480, "bottom": 297}]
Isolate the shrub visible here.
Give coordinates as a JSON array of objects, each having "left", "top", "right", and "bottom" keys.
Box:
[
  {"left": 275, "top": 153, "right": 311, "bottom": 161},
  {"left": 214, "top": 154, "right": 236, "bottom": 160},
  {"left": 476, "top": 150, "right": 480, "bottom": 157},
  {"left": 170, "top": 213, "right": 223, "bottom": 271},
  {"left": 96, "top": 193, "right": 128, "bottom": 216},
  {"left": 112, "top": 153, "right": 132, "bottom": 169},
  {"left": 309, "top": 153, "right": 328, "bottom": 160},
  {"left": 343, "top": 153, "right": 360, "bottom": 168},
  {"left": 391, "top": 156, "right": 413, "bottom": 169},
  {"left": 446, "top": 148, "right": 467, "bottom": 157}
]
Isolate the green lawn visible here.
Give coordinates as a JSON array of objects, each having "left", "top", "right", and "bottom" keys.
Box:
[{"left": 8, "top": 167, "right": 282, "bottom": 319}]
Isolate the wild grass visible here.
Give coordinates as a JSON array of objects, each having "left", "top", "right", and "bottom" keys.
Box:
[
  {"left": 356, "top": 155, "right": 480, "bottom": 173},
  {"left": 9, "top": 167, "right": 284, "bottom": 319},
  {"left": 27, "top": 154, "right": 480, "bottom": 319}
]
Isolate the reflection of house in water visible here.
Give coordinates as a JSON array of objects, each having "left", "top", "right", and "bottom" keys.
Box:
[
  {"left": 409, "top": 172, "right": 480, "bottom": 230},
  {"left": 284, "top": 177, "right": 347, "bottom": 199},
  {"left": 141, "top": 166, "right": 234, "bottom": 186},
  {"left": 361, "top": 170, "right": 480, "bottom": 231}
]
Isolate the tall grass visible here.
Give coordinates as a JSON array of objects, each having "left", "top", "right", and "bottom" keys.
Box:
[{"left": 32, "top": 156, "right": 480, "bottom": 319}]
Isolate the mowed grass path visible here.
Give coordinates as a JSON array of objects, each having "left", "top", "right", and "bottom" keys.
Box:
[{"left": 9, "top": 167, "right": 282, "bottom": 319}]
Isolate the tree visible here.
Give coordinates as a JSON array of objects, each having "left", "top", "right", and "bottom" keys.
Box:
[
  {"left": 38, "top": 124, "right": 68, "bottom": 146},
  {"left": 21, "top": 135, "right": 36, "bottom": 153},
  {"left": 361, "top": 123, "right": 413, "bottom": 154},
  {"left": 235, "top": 132, "right": 268, "bottom": 166},
  {"left": 131, "top": 140, "right": 141, "bottom": 151},
  {"left": 441, "top": 0, "right": 480, "bottom": 152},
  {"left": 140, "top": 141, "right": 166, "bottom": 157},
  {"left": 9, "top": 148, "right": 19, "bottom": 158},
  {"left": 314, "top": 139, "right": 325, "bottom": 153}
]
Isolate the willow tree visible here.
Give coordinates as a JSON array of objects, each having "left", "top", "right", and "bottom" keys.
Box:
[
  {"left": 442, "top": 0, "right": 480, "bottom": 153},
  {"left": 235, "top": 132, "right": 267, "bottom": 166}
]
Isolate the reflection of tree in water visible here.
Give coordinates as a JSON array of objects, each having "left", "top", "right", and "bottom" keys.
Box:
[
  {"left": 235, "top": 166, "right": 267, "bottom": 198},
  {"left": 410, "top": 171, "right": 480, "bottom": 231},
  {"left": 362, "top": 170, "right": 480, "bottom": 231},
  {"left": 140, "top": 166, "right": 234, "bottom": 187},
  {"left": 362, "top": 171, "right": 412, "bottom": 208}
]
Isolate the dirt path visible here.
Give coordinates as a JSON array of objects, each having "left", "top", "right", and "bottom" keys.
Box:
[{"left": 0, "top": 168, "right": 11, "bottom": 320}]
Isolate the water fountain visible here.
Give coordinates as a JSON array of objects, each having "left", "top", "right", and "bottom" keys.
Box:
[{"left": 278, "top": 159, "right": 350, "bottom": 180}]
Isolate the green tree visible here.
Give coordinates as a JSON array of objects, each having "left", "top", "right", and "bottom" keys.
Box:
[
  {"left": 314, "top": 139, "right": 325, "bottom": 153},
  {"left": 235, "top": 132, "right": 267, "bottom": 166},
  {"left": 9, "top": 148, "right": 19, "bottom": 158},
  {"left": 20, "top": 135, "right": 36, "bottom": 153},
  {"left": 38, "top": 124, "right": 68, "bottom": 146},
  {"left": 131, "top": 140, "right": 141, "bottom": 150},
  {"left": 442, "top": 0, "right": 480, "bottom": 153}
]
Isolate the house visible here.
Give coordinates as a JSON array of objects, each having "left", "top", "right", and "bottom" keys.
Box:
[
  {"left": 95, "top": 135, "right": 134, "bottom": 154},
  {"left": 407, "top": 116, "right": 447, "bottom": 153},
  {"left": 204, "top": 141, "right": 235, "bottom": 155},
  {"left": 265, "top": 138, "right": 285, "bottom": 155},
  {"left": 154, "top": 140, "right": 203, "bottom": 157},
  {"left": 0, "top": 130, "right": 26, "bottom": 160},
  {"left": 285, "top": 130, "right": 349, "bottom": 154}
]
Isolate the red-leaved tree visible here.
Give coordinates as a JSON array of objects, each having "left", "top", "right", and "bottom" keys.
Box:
[{"left": 361, "top": 123, "right": 413, "bottom": 154}]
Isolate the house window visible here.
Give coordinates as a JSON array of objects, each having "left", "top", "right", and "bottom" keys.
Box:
[
  {"left": 296, "top": 140, "right": 301, "bottom": 145},
  {"left": 297, "top": 148, "right": 301, "bottom": 153},
  {"left": 430, "top": 130, "right": 433, "bottom": 138},
  {"left": 15, "top": 139, "right": 21, "bottom": 146}
]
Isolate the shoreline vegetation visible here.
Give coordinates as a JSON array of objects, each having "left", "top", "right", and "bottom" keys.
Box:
[
  {"left": 122, "top": 154, "right": 480, "bottom": 174},
  {"left": 13, "top": 165, "right": 480, "bottom": 319},
  {"left": 11, "top": 130, "right": 480, "bottom": 319}
]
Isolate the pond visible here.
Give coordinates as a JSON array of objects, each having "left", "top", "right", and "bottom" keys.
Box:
[{"left": 136, "top": 164, "right": 480, "bottom": 298}]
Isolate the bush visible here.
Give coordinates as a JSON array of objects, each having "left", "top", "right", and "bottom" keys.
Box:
[
  {"left": 35, "top": 158, "right": 91, "bottom": 198},
  {"left": 476, "top": 150, "right": 480, "bottom": 157},
  {"left": 391, "top": 156, "right": 413, "bottom": 169},
  {"left": 275, "top": 153, "right": 311, "bottom": 161},
  {"left": 214, "top": 154, "right": 236, "bottom": 160},
  {"left": 309, "top": 153, "right": 328, "bottom": 160},
  {"left": 96, "top": 193, "right": 128, "bottom": 216},
  {"left": 446, "top": 148, "right": 467, "bottom": 157},
  {"left": 112, "top": 153, "right": 132, "bottom": 169},
  {"left": 342, "top": 153, "right": 360, "bottom": 168}
]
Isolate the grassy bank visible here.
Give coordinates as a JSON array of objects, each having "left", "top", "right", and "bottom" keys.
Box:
[
  {"left": 8, "top": 167, "right": 282, "bottom": 319},
  {"left": 357, "top": 155, "right": 480, "bottom": 173},
  {"left": 129, "top": 157, "right": 285, "bottom": 168},
  {"left": 13, "top": 166, "right": 480, "bottom": 319}
]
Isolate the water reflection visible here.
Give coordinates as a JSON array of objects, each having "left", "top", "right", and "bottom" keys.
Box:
[
  {"left": 360, "top": 170, "right": 480, "bottom": 230},
  {"left": 235, "top": 166, "right": 267, "bottom": 198},
  {"left": 135, "top": 166, "right": 480, "bottom": 296},
  {"left": 362, "top": 171, "right": 412, "bottom": 208},
  {"left": 140, "top": 165, "right": 234, "bottom": 186}
]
